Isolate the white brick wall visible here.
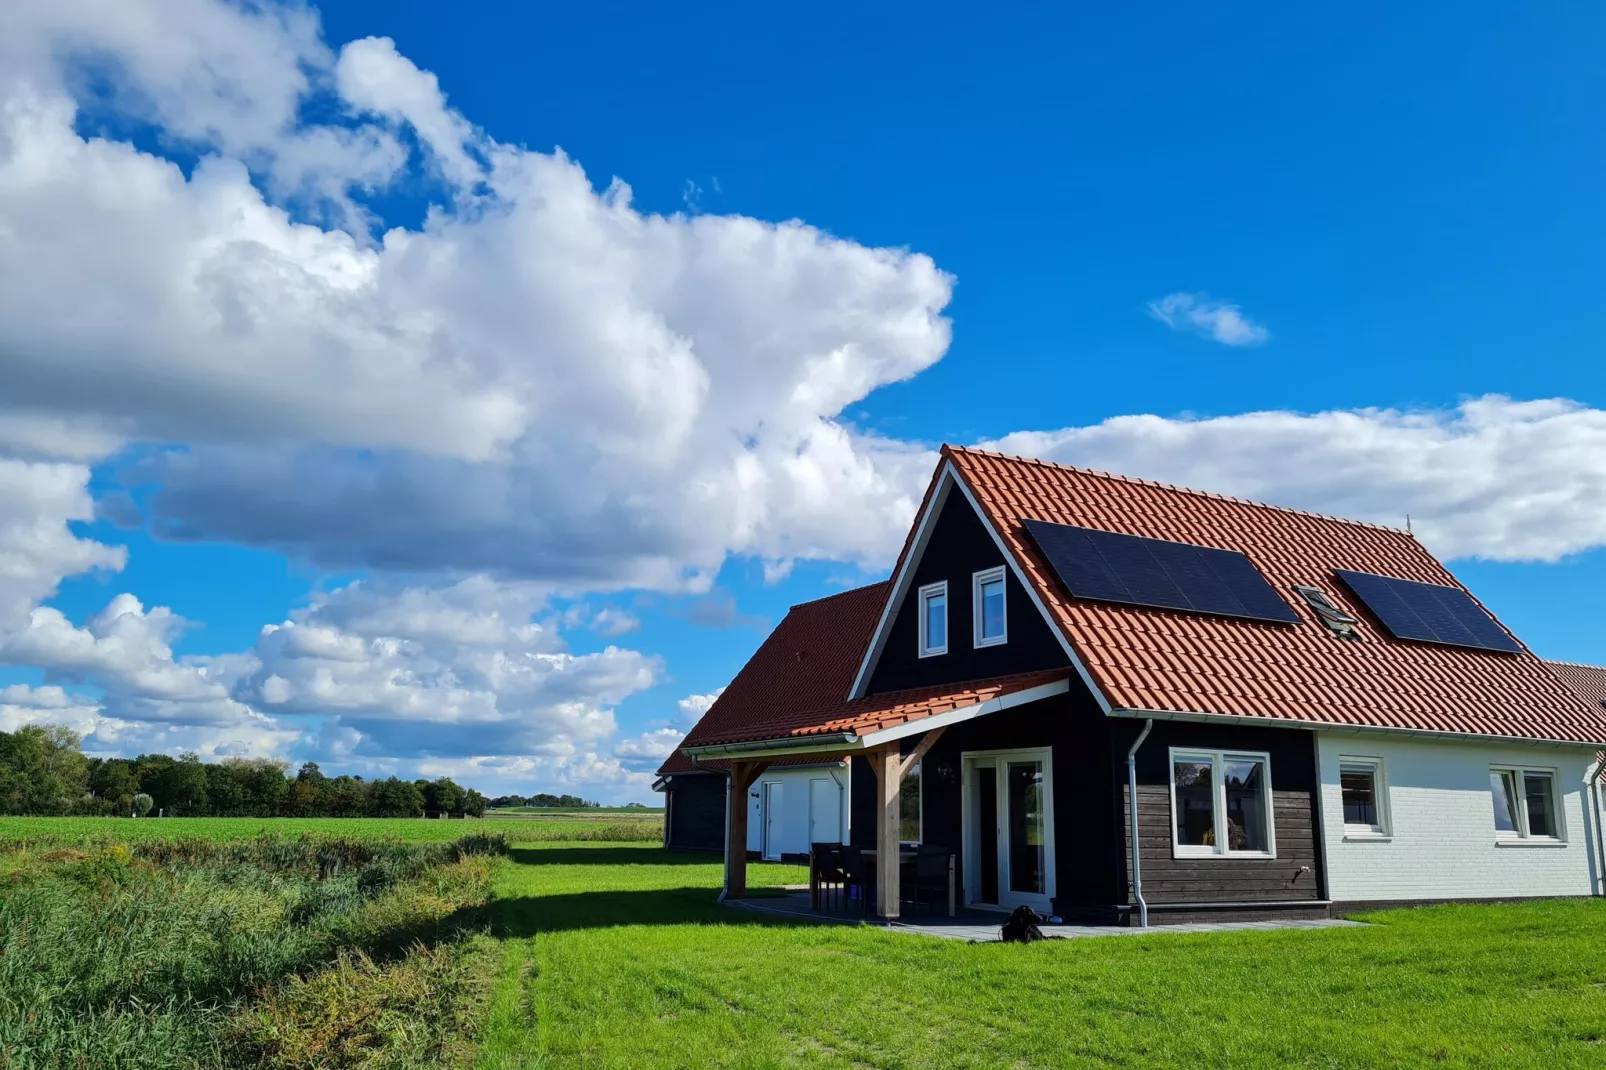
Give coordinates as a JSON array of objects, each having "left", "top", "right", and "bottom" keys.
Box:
[
  {"left": 1316, "top": 733, "right": 1603, "bottom": 902},
  {"left": 746, "top": 764, "right": 849, "bottom": 856}
]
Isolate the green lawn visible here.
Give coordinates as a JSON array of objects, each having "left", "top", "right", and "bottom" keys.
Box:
[
  {"left": 4, "top": 819, "right": 1604, "bottom": 1068},
  {"left": 481, "top": 843, "right": 1606, "bottom": 1069}
]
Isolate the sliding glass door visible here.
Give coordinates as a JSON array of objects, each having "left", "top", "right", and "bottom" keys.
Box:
[{"left": 962, "top": 749, "right": 1054, "bottom": 913}]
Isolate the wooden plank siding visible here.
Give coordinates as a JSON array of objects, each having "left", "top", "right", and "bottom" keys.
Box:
[
  {"left": 1119, "top": 719, "right": 1325, "bottom": 913},
  {"left": 865, "top": 487, "right": 1070, "bottom": 695},
  {"left": 664, "top": 773, "right": 725, "bottom": 852}
]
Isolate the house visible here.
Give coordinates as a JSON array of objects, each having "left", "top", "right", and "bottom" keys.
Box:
[{"left": 659, "top": 446, "right": 1606, "bottom": 924}]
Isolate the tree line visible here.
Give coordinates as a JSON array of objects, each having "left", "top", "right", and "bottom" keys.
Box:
[
  {"left": 484, "top": 793, "right": 599, "bottom": 808},
  {"left": 0, "top": 724, "right": 592, "bottom": 818}
]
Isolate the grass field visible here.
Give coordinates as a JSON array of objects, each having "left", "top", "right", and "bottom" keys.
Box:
[
  {"left": 489, "top": 806, "right": 663, "bottom": 815},
  {"left": 0, "top": 812, "right": 662, "bottom": 845},
  {"left": 481, "top": 843, "right": 1606, "bottom": 1069},
  {"left": 6, "top": 818, "right": 1606, "bottom": 1068}
]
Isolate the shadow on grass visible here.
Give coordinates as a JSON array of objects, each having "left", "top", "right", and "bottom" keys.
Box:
[
  {"left": 489, "top": 886, "right": 819, "bottom": 937},
  {"left": 508, "top": 846, "right": 744, "bottom": 868}
]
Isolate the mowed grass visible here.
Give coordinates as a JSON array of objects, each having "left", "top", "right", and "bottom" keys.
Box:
[
  {"left": 0, "top": 812, "right": 662, "bottom": 846},
  {"left": 481, "top": 843, "right": 1606, "bottom": 1070}
]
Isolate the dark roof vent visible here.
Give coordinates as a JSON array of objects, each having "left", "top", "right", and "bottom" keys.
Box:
[{"left": 1293, "top": 585, "right": 1360, "bottom": 640}]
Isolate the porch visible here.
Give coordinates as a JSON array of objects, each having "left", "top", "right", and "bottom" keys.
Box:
[{"left": 723, "top": 891, "right": 1364, "bottom": 942}]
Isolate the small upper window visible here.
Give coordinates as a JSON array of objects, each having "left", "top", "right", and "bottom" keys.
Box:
[
  {"left": 918, "top": 582, "right": 948, "bottom": 657},
  {"left": 1339, "top": 757, "right": 1389, "bottom": 837},
  {"left": 973, "top": 567, "right": 1007, "bottom": 648},
  {"left": 1491, "top": 767, "right": 1563, "bottom": 842},
  {"left": 1293, "top": 585, "right": 1360, "bottom": 639}
]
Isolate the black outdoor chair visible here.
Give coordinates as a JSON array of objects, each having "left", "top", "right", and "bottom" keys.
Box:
[
  {"left": 810, "top": 842, "right": 845, "bottom": 911},
  {"left": 838, "top": 845, "right": 872, "bottom": 916},
  {"left": 901, "top": 844, "right": 951, "bottom": 916}
]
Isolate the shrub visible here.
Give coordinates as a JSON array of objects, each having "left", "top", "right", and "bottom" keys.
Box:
[{"left": 132, "top": 792, "right": 154, "bottom": 817}]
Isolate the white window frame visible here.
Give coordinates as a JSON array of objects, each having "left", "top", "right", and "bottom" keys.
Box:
[
  {"left": 917, "top": 581, "right": 948, "bottom": 657},
  {"left": 1168, "top": 748, "right": 1277, "bottom": 859},
  {"left": 972, "top": 567, "right": 1008, "bottom": 648},
  {"left": 1338, "top": 755, "right": 1391, "bottom": 840},
  {"left": 1490, "top": 765, "right": 1566, "bottom": 845}
]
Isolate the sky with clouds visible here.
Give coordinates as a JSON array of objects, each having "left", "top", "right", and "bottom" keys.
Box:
[{"left": 1, "top": 2, "right": 1604, "bottom": 802}]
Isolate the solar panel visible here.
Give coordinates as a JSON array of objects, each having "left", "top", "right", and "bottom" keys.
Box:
[
  {"left": 1333, "top": 570, "right": 1523, "bottom": 654},
  {"left": 1022, "top": 520, "right": 1299, "bottom": 625}
]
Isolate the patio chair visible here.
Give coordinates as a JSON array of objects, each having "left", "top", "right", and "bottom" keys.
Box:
[
  {"left": 811, "top": 842, "right": 845, "bottom": 911},
  {"left": 902, "top": 844, "right": 951, "bottom": 916},
  {"left": 838, "top": 845, "right": 872, "bottom": 916}
]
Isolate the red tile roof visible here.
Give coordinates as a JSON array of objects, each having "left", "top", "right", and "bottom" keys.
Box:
[
  {"left": 656, "top": 583, "right": 889, "bottom": 775},
  {"left": 1549, "top": 661, "right": 1606, "bottom": 710},
  {"left": 692, "top": 669, "right": 1069, "bottom": 746},
  {"left": 945, "top": 446, "right": 1606, "bottom": 746}
]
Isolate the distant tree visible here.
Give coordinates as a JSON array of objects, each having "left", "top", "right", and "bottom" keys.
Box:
[
  {"left": 424, "top": 777, "right": 465, "bottom": 816},
  {"left": 131, "top": 793, "right": 154, "bottom": 817},
  {"left": 137, "top": 752, "right": 209, "bottom": 816},
  {"left": 461, "top": 788, "right": 487, "bottom": 818},
  {"left": 326, "top": 775, "right": 366, "bottom": 816},
  {"left": 0, "top": 726, "right": 90, "bottom": 814},
  {"left": 90, "top": 758, "right": 140, "bottom": 810},
  {"left": 366, "top": 776, "right": 424, "bottom": 818}
]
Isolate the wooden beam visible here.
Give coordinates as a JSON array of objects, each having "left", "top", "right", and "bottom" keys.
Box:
[
  {"left": 897, "top": 726, "right": 947, "bottom": 781},
  {"left": 721, "top": 760, "right": 772, "bottom": 901},
  {"left": 875, "top": 743, "right": 901, "bottom": 919}
]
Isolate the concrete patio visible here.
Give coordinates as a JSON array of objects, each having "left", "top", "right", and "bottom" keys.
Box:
[{"left": 725, "top": 892, "right": 1366, "bottom": 942}]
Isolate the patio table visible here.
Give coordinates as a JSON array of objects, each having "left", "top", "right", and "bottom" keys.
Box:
[{"left": 810, "top": 847, "right": 956, "bottom": 917}]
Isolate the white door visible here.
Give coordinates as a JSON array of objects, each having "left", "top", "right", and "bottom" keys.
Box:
[
  {"left": 808, "top": 777, "right": 841, "bottom": 845},
  {"left": 762, "top": 781, "right": 784, "bottom": 860},
  {"left": 962, "top": 749, "right": 1054, "bottom": 913}
]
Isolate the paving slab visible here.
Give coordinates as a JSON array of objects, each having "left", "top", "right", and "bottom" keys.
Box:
[{"left": 725, "top": 892, "right": 1366, "bottom": 942}]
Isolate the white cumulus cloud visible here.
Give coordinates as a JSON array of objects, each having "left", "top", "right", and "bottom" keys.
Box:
[
  {"left": 1146, "top": 291, "right": 1269, "bottom": 347},
  {"left": 983, "top": 395, "right": 1606, "bottom": 563}
]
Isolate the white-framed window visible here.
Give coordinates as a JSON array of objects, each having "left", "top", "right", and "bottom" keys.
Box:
[
  {"left": 1490, "top": 766, "right": 1564, "bottom": 843},
  {"left": 1338, "top": 756, "right": 1390, "bottom": 838},
  {"left": 917, "top": 581, "right": 948, "bottom": 657},
  {"left": 901, "top": 762, "right": 922, "bottom": 843},
  {"left": 1169, "top": 748, "right": 1276, "bottom": 858},
  {"left": 972, "top": 567, "right": 1007, "bottom": 648}
]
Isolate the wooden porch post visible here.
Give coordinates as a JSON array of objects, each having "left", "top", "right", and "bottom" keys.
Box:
[
  {"left": 875, "top": 743, "right": 902, "bottom": 919},
  {"left": 870, "top": 727, "right": 948, "bottom": 921},
  {"left": 721, "top": 760, "right": 770, "bottom": 900}
]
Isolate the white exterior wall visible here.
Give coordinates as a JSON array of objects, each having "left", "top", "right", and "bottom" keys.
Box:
[
  {"left": 745, "top": 763, "right": 849, "bottom": 858},
  {"left": 1316, "top": 733, "right": 1602, "bottom": 903}
]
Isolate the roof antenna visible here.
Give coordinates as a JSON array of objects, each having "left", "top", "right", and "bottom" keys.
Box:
[{"left": 1405, "top": 514, "right": 1413, "bottom": 535}]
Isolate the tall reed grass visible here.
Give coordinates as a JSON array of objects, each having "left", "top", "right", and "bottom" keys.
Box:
[{"left": 0, "top": 832, "right": 507, "bottom": 1069}]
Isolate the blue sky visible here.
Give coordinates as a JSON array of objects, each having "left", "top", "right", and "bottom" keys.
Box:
[{"left": 2, "top": 2, "right": 1604, "bottom": 801}]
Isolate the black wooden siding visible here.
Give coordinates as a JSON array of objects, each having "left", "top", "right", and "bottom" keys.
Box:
[
  {"left": 665, "top": 773, "right": 725, "bottom": 852},
  {"left": 846, "top": 692, "right": 1325, "bottom": 921},
  {"left": 867, "top": 489, "right": 1069, "bottom": 694},
  {"left": 847, "top": 689, "right": 1125, "bottom": 912},
  {"left": 1118, "top": 719, "right": 1323, "bottom": 908}
]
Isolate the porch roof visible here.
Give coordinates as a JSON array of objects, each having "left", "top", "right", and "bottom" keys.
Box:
[
  {"left": 657, "top": 581, "right": 889, "bottom": 775},
  {"left": 683, "top": 669, "right": 1071, "bottom": 758}
]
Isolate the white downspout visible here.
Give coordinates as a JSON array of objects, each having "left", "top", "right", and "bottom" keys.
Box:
[
  {"left": 1587, "top": 756, "right": 1606, "bottom": 897},
  {"left": 1127, "top": 719, "right": 1154, "bottom": 928}
]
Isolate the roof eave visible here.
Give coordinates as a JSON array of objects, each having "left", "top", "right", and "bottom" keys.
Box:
[
  {"left": 683, "top": 676, "right": 1073, "bottom": 760},
  {"left": 1109, "top": 705, "right": 1606, "bottom": 751}
]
